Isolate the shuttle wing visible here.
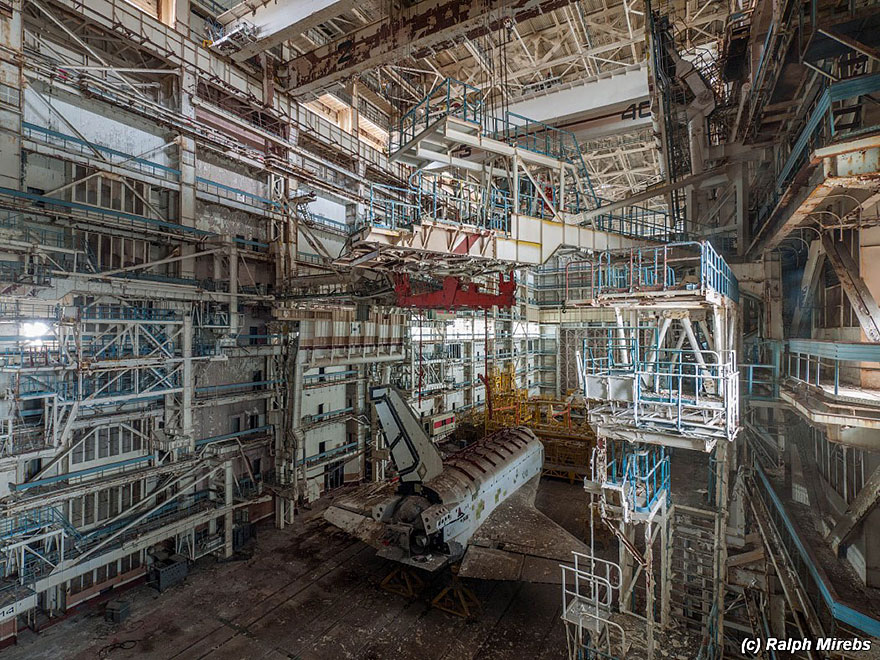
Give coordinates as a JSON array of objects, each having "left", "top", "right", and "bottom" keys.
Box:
[
  {"left": 322, "top": 482, "right": 395, "bottom": 550},
  {"left": 459, "top": 476, "right": 589, "bottom": 584},
  {"left": 323, "top": 481, "right": 452, "bottom": 571}
]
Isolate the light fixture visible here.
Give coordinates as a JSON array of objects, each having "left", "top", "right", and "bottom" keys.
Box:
[
  {"left": 20, "top": 321, "right": 50, "bottom": 347},
  {"left": 20, "top": 321, "right": 49, "bottom": 339}
]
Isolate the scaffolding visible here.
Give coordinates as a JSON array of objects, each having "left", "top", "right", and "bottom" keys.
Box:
[{"left": 479, "top": 365, "right": 597, "bottom": 482}]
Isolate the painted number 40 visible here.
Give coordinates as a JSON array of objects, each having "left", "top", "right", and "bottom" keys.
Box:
[{"left": 621, "top": 101, "right": 651, "bottom": 120}]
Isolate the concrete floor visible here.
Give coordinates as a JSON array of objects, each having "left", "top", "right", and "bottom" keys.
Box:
[{"left": 8, "top": 479, "right": 588, "bottom": 660}]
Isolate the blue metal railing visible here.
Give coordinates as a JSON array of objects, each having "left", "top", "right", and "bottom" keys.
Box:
[
  {"left": 298, "top": 440, "right": 360, "bottom": 467},
  {"left": 22, "top": 122, "right": 181, "bottom": 182},
  {"left": 753, "top": 72, "right": 880, "bottom": 237},
  {"left": 16, "top": 123, "right": 331, "bottom": 244},
  {"left": 566, "top": 242, "right": 738, "bottom": 303},
  {"left": 786, "top": 339, "right": 880, "bottom": 396},
  {"left": 753, "top": 460, "right": 880, "bottom": 638},
  {"left": 0, "top": 506, "right": 82, "bottom": 540},
  {"left": 740, "top": 363, "right": 780, "bottom": 399},
  {"left": 367, "top": 182, "right": 422, "bottom": 230},
  {"left": 600, "top": 443, "right": 670, "bottom": 515},
  {"left": 11, "top": 455, "right": 153, "bottom": 491},
  {"left": 195, "top": 425, "right": 272, "bottom": 448},
  {"left": 304, "top": 406, "right": 354, "bottom": 424},
  {"left": 81, "top": 305, "right": 180, "bottom": 322},
  {"left": 304, "top": 370, "right": 359, "bottom": 386},
  {"left": 592, "top": 201, "right": 673, "bottom": 240},
  {"left": 394, "top": 78, "right": 483, "bottom": 151},
  {"left": 386, "top": 78, "right": 689, "bottom": 241},
  {"left": 16, "top": 369, "right": 180, "bottom": 403}
]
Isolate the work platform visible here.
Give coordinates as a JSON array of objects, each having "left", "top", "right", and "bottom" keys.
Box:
[
  {"left": 747, "top": 73, "right": 880, "bottom": 258},
  {"left": 562, "top": 241, "right": 740, "bottom": 309},
  {"left": 337, "top": 78, "right": 679, "bottom": 272},
  {"left": 777, "top": 339, "right": 880, "bottom": 433},
  {"left": 566, "top": 242, "right": 741, "bottom": 451}
]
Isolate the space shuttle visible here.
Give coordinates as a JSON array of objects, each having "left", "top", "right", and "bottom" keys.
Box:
[{"left": 324, "top": 385, "right": 588, "bottom": 582}]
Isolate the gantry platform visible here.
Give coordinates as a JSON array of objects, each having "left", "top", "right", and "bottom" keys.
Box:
[{"left": 336, "top": 78, "right": 676, "bottom": 273}]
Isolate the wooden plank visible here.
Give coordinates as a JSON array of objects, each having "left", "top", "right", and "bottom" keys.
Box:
[{"left": 726, "top": 548, "right": 764, "bottom": 568}]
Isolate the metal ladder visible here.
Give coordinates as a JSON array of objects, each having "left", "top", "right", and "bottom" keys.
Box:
[{"left": 669, "top": 505, "right": 718, "bottom": 638}]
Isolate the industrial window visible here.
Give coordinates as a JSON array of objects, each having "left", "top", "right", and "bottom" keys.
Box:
[
  {"left": 96, "top": 565, "right": 107, "bottom": 584},
  {"left": 69, "top": 576, "right": 82, "bottom": 594},
  {"left": 97, "top": 490, "right": 110, "bottom": 521},
  {"left": 130, "top": 552, "right": 141, "bottom": 569},
  {"left": 72, "top": 438, "right": 85, "bottom": 464},
  {"left": 121, "top": 555, "right": 131, "bottom": 573},
  {"left": 109, "top": 427, "right": 119, "bottom": 457},
  {"left": 81, "top": 571, "right": 93, "bottom": 590},
  {"left": 109, "top": 488, "right": 119, "bottom": 517},
  {"left": 98, "top": 429, "right": 110, "bottom": 458},
  {"left": 120, "top": 0, "right": 174, "bottom": 27},
  {"left": 83, "top": 495, "right": 95, "bottom": 525},
  {"left": 71, "top": 497, "right": 83, "bottom": 526},
  {"left": 123, "top": 0, "right": 157, "bottom": 17},
  {"left": 0, "top": 83, "right": 19, "bottom": 107},
  {"left": 83, "top": 435, "right": 96, "bottom": 462},
  {"left": 107, "top": 562, "right": 118, "bottom": 579}
]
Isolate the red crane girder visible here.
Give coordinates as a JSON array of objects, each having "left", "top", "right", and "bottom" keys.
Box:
[{"left": 394, "top": 272, "right": 515, "bottom": 310}]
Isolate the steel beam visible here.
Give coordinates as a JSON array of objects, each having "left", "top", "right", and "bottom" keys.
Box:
[
  {"left": 216, "top": 0, "right": 358, "bottom": 63},
  {"left": 791, "top": 239, "right": 824, "bottom": 336},
  {"left": 818, "top": 28, "right": 880, "bottom": 64},
  {"left": 821, "top": 232, "right": 880, "bottom": 342},
  {"left": 284, "top": 0, "right": 574, "bottom": 97},
  {"left": 576, "top": 167, "right": 724, "bottom": 221},
  {"left": 827, "top": 464, "right": 880, "bottom": 553}
]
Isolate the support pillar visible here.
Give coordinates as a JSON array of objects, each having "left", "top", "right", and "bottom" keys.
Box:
[
  {"left": 762, "top": 254, "right": 784, "bottom": 342},
  {"left": 224, "top": 460, "right": 234, "bottom": 558},
  {"left": 0, "top": 0, "right": 22, "bottom": 191},
  {"left": 713, "top": 440, "right": 730, "bottom": 649},
  {"left": 645, "top": 520, "right": 655, "bottom": 660},
  {"left": 178, "top": 69, "right": 197, "bottom": 278},
  {"left": 228, "top": 239, "right": 239, "bottom": 336},
  {"left": 734, "top": 162, "right": 749, "bottom": 257},
  {"left": 619, "top": 521, "right": 635, "bottom": 614},
  {"left": 182, "top": 314, "right": 194, "bottom": 451}
]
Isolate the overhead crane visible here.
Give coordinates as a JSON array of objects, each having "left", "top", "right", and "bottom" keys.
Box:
[{"left": 337, "top": 78, "right": 677, "bottom": 273}]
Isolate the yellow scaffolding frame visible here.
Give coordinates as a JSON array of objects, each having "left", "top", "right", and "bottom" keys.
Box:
[{"left": 477, "top": 365, "right": 596, "bottom": 483}]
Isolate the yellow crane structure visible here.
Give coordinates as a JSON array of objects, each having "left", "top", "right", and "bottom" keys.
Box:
[{"left": 478, "top": 365, "right": 596, "bottom": 483}]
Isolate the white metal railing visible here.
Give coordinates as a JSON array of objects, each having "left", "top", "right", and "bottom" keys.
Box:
[
  {"left": 561, "top": 551, "right": 621, "bottom": 621},
  {"left": 561, "top": 551, "right": 627, "bottom": 659}
]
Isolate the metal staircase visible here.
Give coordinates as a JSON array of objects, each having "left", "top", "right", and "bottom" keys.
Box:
[
  {"left": 561, "top": 551, "right": 627, "bottom": 660},
  {"left": 669, "top": 506, "right": 719, "bottom": 643}
]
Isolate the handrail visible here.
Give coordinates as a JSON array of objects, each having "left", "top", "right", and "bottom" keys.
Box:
[
  {"left": 752, "top": 72, "right": 880, "bottom": 237},
  {"left": 563, "top": 242, "right": 738, "bottom": 303},
  {"left": 785, "top": 339, "right": 880, "bottom": 397},
  {"left": 753, "top": 460, "right": 880, "bottom": 638}
]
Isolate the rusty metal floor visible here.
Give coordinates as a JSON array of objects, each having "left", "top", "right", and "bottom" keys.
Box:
[{"left": 7, "top": 479, "right": 590, "bottom": 660}]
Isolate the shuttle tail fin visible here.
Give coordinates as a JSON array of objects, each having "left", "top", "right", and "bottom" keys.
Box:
[{"left": 370, "top": 385, "right": 443, "bottom": 484}]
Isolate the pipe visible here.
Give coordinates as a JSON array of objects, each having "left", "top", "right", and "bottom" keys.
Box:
[{"left": 307, "top": 352, "right": 406, "bottom": 369}]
